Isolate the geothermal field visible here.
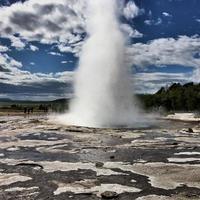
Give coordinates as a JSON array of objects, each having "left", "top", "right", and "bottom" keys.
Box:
[
  {"left": 0, "top": 115, "right": 200, "bottom": 199},
  {"left": 0, "top": 0, "right": 200, "bottom": 199}
]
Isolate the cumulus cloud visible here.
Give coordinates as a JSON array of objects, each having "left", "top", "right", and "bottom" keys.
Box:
[
  {"left": 0, "top": 1, "right": 199, "bottom": 97},
  {"left": 0, "top": 0, "right": 87, "bottom": 52},
  {"left": 9, "top": 35, "right": 26, "bottom": 49},
  {"left": 0, "top": 45, "right": 9, "bottom": 52},
  {"left": 0, "top": 65, "right": 74, "bottom": 100},
  {"left": 133, "top": 72, "right": 189, "bottom": 93},
  {"left": 0, "top": 0, "right": 143, "bottom": 55},
  {"left": 58, "top": 41, "right": 84, "bottom": 57},
  {"left": 123, "top": 1, "right": 140, "bottom": 19},
  {"left": 128, "top": 35, "right": 200, "bottom": 70},
  {"left": 121, "top": 24, "right": 143, "bottom": 38},
  {"left": 126, "top": 35, "right": 200, "bottom": 92},
  {"left": 0, "top": 53, "right": 22, "bottom": 72},
  {"left": 0, "top": 81, "right": 73, "bottom": 100}
]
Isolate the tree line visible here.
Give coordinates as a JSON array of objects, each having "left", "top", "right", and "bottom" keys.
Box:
[{"left": 138, "top": 82, "right": 200, "bottom": 112}]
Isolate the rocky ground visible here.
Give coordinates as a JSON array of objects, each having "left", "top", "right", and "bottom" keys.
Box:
[{"left": 0, "top": 115, "right": 200, "bottom": 200}]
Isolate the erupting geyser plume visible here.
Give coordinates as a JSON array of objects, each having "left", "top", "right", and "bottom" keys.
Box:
[{"left": 56, "top": 0, "right": 145, "bottom": 128}]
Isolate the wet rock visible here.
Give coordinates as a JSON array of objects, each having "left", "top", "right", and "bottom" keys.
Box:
[
  {"left": 184, "top": 190, "right": 200, "bottom": 198},
  {"left": 2, "top": 115, "right": 200, "bottom": 199},
  {"left": 7, "top": 146, "right": 20, "bottom": 151},
  {"left": 15, "top": 163, "right": 43, "bottom": 170},
  {"left": 65, "top": 128, "right": 84, "bottom": 133},
  {"left": 188, "top": 128, "right": 194, "bottom": 133},
  {"left": 29, "top": 119, "right": 40, "bottom": 124},
  {"left": 177, "top": 147, "right": 184, "bottom": 150},
  {"left": 110, "top": 155, "right": 115, "bottom": 159},
  {"left": 95, "top": 162, "right": 104, "bottom": 168},
  {"left": 47, "top": 128, "right": 60, "bottom": 131},
  {"left": 0, "top": 190, "right": 6, "bottom": 200},
  {"left": 190, "top": 146, "right": 198, "bottom": 150},
  {"left": 101, "top": 191, "right": 119, "bottom": 199}
]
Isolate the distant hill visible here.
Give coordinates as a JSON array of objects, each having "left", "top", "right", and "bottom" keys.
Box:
[
  {"left": 138, "top": 82, "right": 200, "bottom": 111},
  {"left": 0, "top": 98, "right": 13, "bottom": 102},
  {"left": 0, "top": 98, "right": 69, "bottom": 104},
  {"left": 1, "top": 82, "right": 200, "bottom": 112},
  {"left": 51, "top": 98, "right": 69, "bottom": 104}
]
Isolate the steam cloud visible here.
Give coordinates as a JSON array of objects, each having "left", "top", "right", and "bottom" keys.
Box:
[{"left": 56, "top": 0, "right": 145, "bottom": 128}]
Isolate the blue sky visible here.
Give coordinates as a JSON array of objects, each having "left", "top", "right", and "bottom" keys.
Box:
[{"left": 0, "top": 0, "right": 200, "bottom": 100}]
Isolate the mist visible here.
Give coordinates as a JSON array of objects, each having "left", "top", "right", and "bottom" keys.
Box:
[{"left": 55, "top": 0, "right": 146, "bottom": 128}]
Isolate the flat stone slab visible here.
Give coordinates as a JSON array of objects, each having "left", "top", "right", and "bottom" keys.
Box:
[{"left": 0, "top": 115, "right": 200, "bottom": 199}]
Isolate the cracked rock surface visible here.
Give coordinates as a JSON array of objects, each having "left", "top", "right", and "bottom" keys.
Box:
[{"left": 0, "top": 115, "right": 200, "bottom": 199}]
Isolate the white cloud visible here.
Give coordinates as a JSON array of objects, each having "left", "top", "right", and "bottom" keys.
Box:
[
  {"left": 57, "top": 41, "right": 84, "bottom": 57},
  {"left": 56, "top": 45, "right": 72, "bottom": 53},
  {"left": 126, "top": 35, "right": 200, "bottom": 91},
  {"left": 121, "top": 24, "right": 143, "bottom": 38},
  {"left": 1, "top": 1, "right": 199, "bottom": 96},
  {"left": 49, "top": 51, "right": 63, "bottom": 56},
  {"left": 30, "top": 45, "right": 39, "bottom": 51},
  {"left": 0, "top": 67, "right": 74, "bottom": 100},
  {"left": 61, "top": 61, "right": 68, "bottom": 64},
  {"left": 9, "top": 58, "right": 22, "bottom": 68},
  {"left": 123, "top": 1, "right": 140, "bottom": 19},
  {"left": 144, "top": 20, "right": 152, "bottom": 26},
  {"left": 144, "top": 18, "right": 162, "bottom": 26},
  {"left": 61, "top": 60, "right": 74, "bottom": 64},
  {"left": 0, "top": 45, "right": 9, "bottom": 52},
  {"left": 0, "top": 64, "right": 74, "bottom": 86},
  {"left": 9, "top": 35, "right": 26, "bottom": 49},
  {"left": 0, "top": 0, "right": 87, "bottom": 52},
  {"left": 162, "top": 12, "right": 172, "bottom": 17},
  {"left": 133, "top": 72, "right": 188, "bottom": 93},
  {"left": 0, "top": 53, "right": 22, "bottom": 71},
  {"left": 196, "top": 19, "right": 200, "bottom": 23},
  {"left": 0, "top": 0, "right": 142, "bottom": 57},
  {"left": 128, "top": 35, "right": 200, "bottom": 70}
]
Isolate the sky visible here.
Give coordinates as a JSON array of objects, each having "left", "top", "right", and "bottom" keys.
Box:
[{"left": 0, "top": 0, "right": 200, "bottom": 100}]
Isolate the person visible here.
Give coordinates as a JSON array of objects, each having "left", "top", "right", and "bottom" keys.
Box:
[
  {"left": 24, "top": 107, "right": 27, "bottom": 114},
  {"left": 30, "top": 107, "right": 33, "bottom": 113}
]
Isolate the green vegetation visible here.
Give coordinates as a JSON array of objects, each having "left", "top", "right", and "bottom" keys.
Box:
[
  {"left": 0, "top": 99, "right": 69, "bottom": 113},
  {"left": 138, "top": 82, "right": 200, "bottom": 112},
  {"left": 1, "top": 82, "right": 200, "bottom": 114}
]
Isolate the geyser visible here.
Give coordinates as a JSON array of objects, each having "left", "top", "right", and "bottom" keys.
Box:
[{"left": 56, "top": 0, "right": 144, "bottom": 128}]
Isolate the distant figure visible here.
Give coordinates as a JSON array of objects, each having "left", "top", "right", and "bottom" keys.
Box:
[
  {"left": 45, "top": 107, "right": 48, "bottom": 113},
  {"left": 27, "top": 108, "right": 30, "bottom": 115},
  {"left": 24, "top": 107, "right": 27, "bottom": 114},
  {"left": 30, "top": 107, "right": 33, "bottom": 113}
]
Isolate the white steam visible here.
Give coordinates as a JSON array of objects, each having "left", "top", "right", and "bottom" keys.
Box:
[{"left": 55, "top": 0, "right": 145, "bottom": 128}]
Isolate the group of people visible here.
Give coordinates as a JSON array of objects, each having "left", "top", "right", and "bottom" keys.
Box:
[
  {"left": 23, "top": 105, "right": 49, "bottom": 115},
  {"left": 24, "top": 107, "right": 34, "bottom": 114}
]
